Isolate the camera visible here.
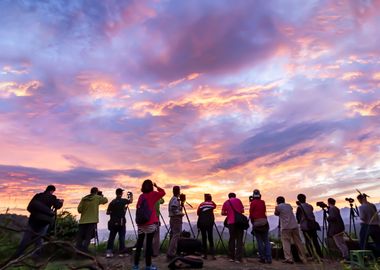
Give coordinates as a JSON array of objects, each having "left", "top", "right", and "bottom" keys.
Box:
[
  {"left": 316, "top": 201, "right": 328, "bottom": 209},
  {"left": 127, "top": 191, "right": 133, "bottom": 203},
  {"left": 179, "top": 193, "right": 186, "bottom": 203},
  {"left": 97, "top": 191, "right": 103, "bottom": 196},
  {"left": 296, "top": 201, "right": 301, "bottom": 206},
  {"left": 345, "top": 197, "right": 354, "bottom": 203},
  {"left": 249, "top": 196, "right": 254, "bottom": 202}
]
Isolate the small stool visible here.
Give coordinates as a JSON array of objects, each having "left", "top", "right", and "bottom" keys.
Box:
[{"left": 350, "top": 250, "right": 376, "bottom": 269}]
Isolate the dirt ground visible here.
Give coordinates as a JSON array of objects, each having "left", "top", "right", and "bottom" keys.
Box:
[{"left": 98, "top": 254, "right": 346, "bottom": 270}]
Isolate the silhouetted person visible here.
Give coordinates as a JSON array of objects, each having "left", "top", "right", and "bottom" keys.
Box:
[
  {"left": 76, "top": 187, "right": 108, "bottom": 252},
  {"left": 275, "top": 196, "right": 307, "bottom": 264},
  {"left": 250, "top": 189, "right": 272, "bottom": 264},
  {"left": 133, "top": 180, "right": 165, "bottom": 270},
  {"left": 167, "top": 186, "right": 184, "bottom": 260},
  {"left": 326, "top": 198, "right": 349, "bottom": 260},
  {"left": 222, "top": 192, "right": 244, "bottom": 263},
  {"left": 197, "top": 193, "right": 216, "bottom": 259},
  {"left": 106, "top": 188, "right": 132, "bottom": 258},
  {"left": 357, "top": 194, "right": 380, "bottom": 253},
  {"left": 296, "top": 193, "right": 323, "bottom": 259},
  {"left": 15, "top": 185, "right": 63, "bottom": 257}
]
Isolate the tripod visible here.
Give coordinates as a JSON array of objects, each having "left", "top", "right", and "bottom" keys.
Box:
[
  {"left": 214, "top": 222, "right": 227, "bottom": 254},
  {"left": 320, "top": 208, "right": 328, "bottom": 253},
  {"left": 126, "top": 205, "right": 138, "bottom": 239},
  {"left": 183, "top": 202, "right": 196, "bottom": 238},
  {"left": 348, "top": 203, "right": 358, "bottom": 238},
  {"left": 215, "top": 224, "right": 226, "bottom": 251}
]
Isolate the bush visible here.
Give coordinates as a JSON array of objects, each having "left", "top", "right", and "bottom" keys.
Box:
[{"left": 50, "top": 211, "right": 78, "bottom": 241}]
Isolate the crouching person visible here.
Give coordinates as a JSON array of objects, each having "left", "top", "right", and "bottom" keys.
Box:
[{"left": 15, "top": 185, "right": 64, "bottom": 257}]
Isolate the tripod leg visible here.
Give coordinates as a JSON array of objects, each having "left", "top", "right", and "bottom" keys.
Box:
[
  {"left": 214, "top": 223, "right": 227, "bottom": 254},
  {"left": 183, "top": 206, "right": 196, "bottom": 238},
  {"left": 216, "top": 225, "right": 225, "bottom": 251},
  {"left": 160, "top": 228, "right": 171, "bottom": 251},
  {"left": 160, "top": 212, "right": 170, "bottom": 232},
  {"left": 127, "top": 206, "right": 138, "bottom": 239}
]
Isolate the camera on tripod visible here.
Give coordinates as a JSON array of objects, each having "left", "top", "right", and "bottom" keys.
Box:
[
  {"left": 316, "top": 201, "right": 328, "bottom": 209},
  {"left": 127, "top": 191, "right": 133, "bottom": 202},
  {"left": 345, "top": 197, "right": 354, "bottom": 203},
  {"left": 179, "top": 193, "right": 186, "bottom": 204}
]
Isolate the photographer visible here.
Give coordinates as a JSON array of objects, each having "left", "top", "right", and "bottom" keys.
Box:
[
  {"left": 295, "top": 194, "right": 323, "bottom": 259},
  {"left": 356, "top": 194, "right": 380, "bottom": 252},
  {"left": 76, "top": 187, "right": 108, "bottom": 252},
  {"left": 105, "top": 188, "right": 133, "bottom": 258},
  {"left": 133, "top": 180, "right": 165, "bottom": 270},
  {"left": 250, "top": 189, "right": 272, "bottom": 264},
  {"left": 197, "top": 193, "right": 216, "bottom": 259},
  {"left": 15, "top": 185, "right": 63, "bottom": 257},
  {"left": 326, "top": 198, "right": 349, "bottom": 260},
  {"left": 167, "top": 186, "right": 184, "bottom": 260},
  {"left": 274, "top": 196, "right": 307, "bottom": 264},
  {"left": 222, "top": 192, "right": 244, "bottom": 263}
]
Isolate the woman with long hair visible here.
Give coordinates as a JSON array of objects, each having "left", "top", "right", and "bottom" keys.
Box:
[{"left": 133, "top": 180, "right": 165, "bottom": 270}]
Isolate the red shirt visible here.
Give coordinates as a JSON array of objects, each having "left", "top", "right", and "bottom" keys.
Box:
[
  {"left": 137, "top": 187, "right": 165, "bottom": 225},
  {"left": 222, "top": 198, "right": 244, "bottom": 224},
  {"left": 249, "top": 199, "right": 267, "bottom": 220}
]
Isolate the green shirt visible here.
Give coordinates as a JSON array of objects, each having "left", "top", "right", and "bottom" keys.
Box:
[
  {"left": 78, "top": 194, "right": 108, "bottom": 224},
  {"left": 155, "top": 198, "right": 164, "bottom": 216}
]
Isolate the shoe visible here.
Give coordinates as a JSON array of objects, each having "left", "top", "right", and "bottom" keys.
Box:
[
  {"left": 145, "top": 266, "right": 158, "bottom": 270},
  {"left": 202, "top": 255, "right": 207, "bottom": 259},
  {"left": 258, "top": 258, "right": 266, "bottom": 263},
  {"left": 132, "top": 266, "right": 139, "bottom": 270},
  {"left": 282, "top": 259, "right": 294, "bottom": 264},
  {"left": 234, "top": 260, "right": 241, "bottom": 263},
  {"left": 266, "top": 260, "right": 272, "bottom": 264},
  {"left": 229, "top": 258, "right": 235, "bottom": 262},
  {"left": 106, "top": 252, "right": 113, "bottom": 258}
]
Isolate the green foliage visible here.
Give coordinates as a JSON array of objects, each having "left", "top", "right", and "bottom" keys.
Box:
[{"left": 50, "top": 211, "right": 78, "bottom": 241}]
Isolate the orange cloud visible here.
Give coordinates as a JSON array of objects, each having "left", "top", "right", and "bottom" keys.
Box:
[{"left": 0, "top": 80, "right": 41, "bottom": 97}]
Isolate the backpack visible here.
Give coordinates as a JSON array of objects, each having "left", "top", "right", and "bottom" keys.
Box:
[{"left": 135, "top": 195, "right": 152, "bottom": 225}]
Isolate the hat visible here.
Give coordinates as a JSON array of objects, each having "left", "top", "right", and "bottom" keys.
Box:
[
  {"left": 252, "top": 189, "right": 261, "bottom": 198},
  {"left": 116, "top": 188, "right": 124, "bottom": 195}
]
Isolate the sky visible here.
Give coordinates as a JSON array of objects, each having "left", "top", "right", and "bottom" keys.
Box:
[{"left": 1, "top": 0, "right": 380, "bottom": 222}]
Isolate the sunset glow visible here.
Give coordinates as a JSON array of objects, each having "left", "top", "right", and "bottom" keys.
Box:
[{"left": 0, "top": 1, "right": 379, "bottom": 224}]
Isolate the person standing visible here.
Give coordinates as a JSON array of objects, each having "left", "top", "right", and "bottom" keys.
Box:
[
  {"left": 133, "top": 180, "right": 165, "bottom": 270},
  {"left": 105, "top": 188, "right": 133, "bottom": 258},
  {"left": 197, "top": 193, "right": 216, "bottom": 259},
  {"left": 76, "top": 187, "right": 108, "bottom": 252},
  {"left": 152, "top": 197, "right": 164, "bottom": 257},
  {"left": 357, "top": 194, "right": 380, "bottom": 252},
  {"left": 166, "top": 186, "right": 184, "bottom": 260},
  {"left": 326, "top": 198, "right": 349, "bottom": 260},
  {"left": 250, "top": 189, "right": 272, "bottom": 264},
  {"left": 222, "top": 193, "right": 244, "bottom": 263},
  {"left": 15, "top": 185, "right": 63, "bottom": 257},
  {"left": 274, "top": 196, "right": 307, "bottom": 264},
  {"left": 296, "top": 193, "right": 323, "bottom": 259}
]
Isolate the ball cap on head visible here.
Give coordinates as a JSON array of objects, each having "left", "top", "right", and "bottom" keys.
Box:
[
  {"left": 116, "top": 188, "right": 124, "bottom": 195},
  {"left": 253, "top": 189, "right": 261, "bottom": 198}
]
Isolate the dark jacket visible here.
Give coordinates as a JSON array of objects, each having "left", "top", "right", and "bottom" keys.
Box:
[
  {"left": 27, "top": 192, "right": 63, "bottom": 228},
  {"left": 327, "top": 205, "right": 345, "bottom": 237},
  {"left": 106, "top": 197, "right": 131, "bottom": 227}
]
